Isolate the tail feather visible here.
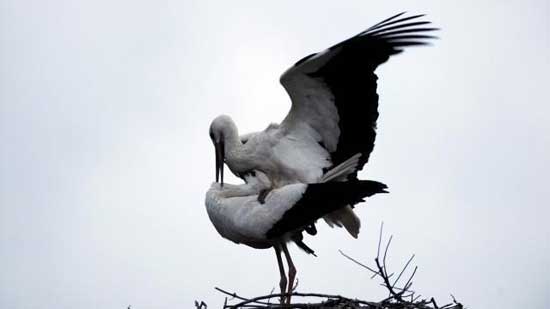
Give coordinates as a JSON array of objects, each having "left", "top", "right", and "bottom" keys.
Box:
[
  {"left": 320, "top": 153, "right": 385, "bottom": 238},
  {"left": 323, "top": 216, "right": 343, "bottom": 228},
  {"left": 340, "top": 208, "right": 361, "bottom": 238}
]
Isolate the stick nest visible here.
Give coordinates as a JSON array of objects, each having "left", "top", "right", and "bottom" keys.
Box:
[{"left": 197, "top": 224, "right": 465, "bottom": 309}]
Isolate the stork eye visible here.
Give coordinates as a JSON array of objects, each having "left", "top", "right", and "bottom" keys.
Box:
[{"left": 209, "top": 131, "right": 214, "bottom": 139}]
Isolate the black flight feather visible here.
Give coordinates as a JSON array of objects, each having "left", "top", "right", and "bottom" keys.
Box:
[
  {"left": 303, "top": 13, "right": 438, "bottom": 179},
  {"left": 266, "top": 180, "right": 388, "bottom": 239}
]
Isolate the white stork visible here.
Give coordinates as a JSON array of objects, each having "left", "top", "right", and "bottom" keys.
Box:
[
  {"left": 209, "top": 11, "right": 436, "bottom": 229},
  {"left": 205, "top": 171, "right": 388, "bottom": 303},
  {"left": 206, "top": 11, "right": 437, "bottom": 302}
]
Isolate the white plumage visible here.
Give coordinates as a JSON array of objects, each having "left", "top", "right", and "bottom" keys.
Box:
[{"left": 205, "top": 181, "right": 308, "bottom": 249}]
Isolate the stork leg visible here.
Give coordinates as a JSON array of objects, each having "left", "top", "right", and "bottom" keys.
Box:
[
  {"left": 281, "top": 243, "right": 297, "bottom": 305},
  {"left": 274, "top": 244, "right": 287, "bottom": 304}
]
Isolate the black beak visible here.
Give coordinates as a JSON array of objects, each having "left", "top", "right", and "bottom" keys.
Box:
[{"left": 215, "top": 140, "right": 225, "bottom": 187}]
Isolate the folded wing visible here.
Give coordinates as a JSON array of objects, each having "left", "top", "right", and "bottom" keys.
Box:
[{"left": 266, "top": 180, "right": 388, "bottom": 239}]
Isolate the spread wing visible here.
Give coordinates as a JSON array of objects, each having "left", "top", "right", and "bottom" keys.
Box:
[{"left": 278, "top": 12, "right": 437, "bottom": 179}]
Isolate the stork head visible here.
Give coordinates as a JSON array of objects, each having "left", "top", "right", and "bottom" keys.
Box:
[{"left": 209, "top": 115, "right": 237, "bottom": 187}]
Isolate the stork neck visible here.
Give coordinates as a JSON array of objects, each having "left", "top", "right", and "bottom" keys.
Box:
[{"left": 222, "top": 127, "right": 242, "bottom": 156}]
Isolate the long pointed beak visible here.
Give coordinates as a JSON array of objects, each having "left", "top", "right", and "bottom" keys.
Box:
[{"left": 215, "top": 140, "right": 225, "bottom": 187}]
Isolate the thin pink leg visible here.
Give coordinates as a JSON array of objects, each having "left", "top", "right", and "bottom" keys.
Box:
[
  {"left": 281, "top": 243, "right": 297, "bottom": 304},
  {"left": 274, "top": 244, "right": 287, "bottom": 304}
]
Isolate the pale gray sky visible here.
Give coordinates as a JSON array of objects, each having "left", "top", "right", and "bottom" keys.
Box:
[{"left": 1, "top": 0, "right": 549, "bottom": 308}]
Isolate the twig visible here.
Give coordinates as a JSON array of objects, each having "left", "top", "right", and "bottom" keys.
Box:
[
  {"left": 377, "top": 222, "right": 384, "bottom": 259},
  {"left": 382, "top": 235, "right": 393, "bottom": 277},
  {"left": 392, "top": 254, "right": 415, "bottom": 290},
  {"left": 430, "top": 297, "right": 439, "bottom": 309},
  {"left": 339, "top": 250, "right": 381, "bottom": 276},
  {"left": 403, "top": 266, "right": 418, "bottom": 294},
  {"left": 215, "top": 287, "right": 270, "bottom": 306},
  {"left": 375, "top": 256, "right": 402, "bottom": 302}
]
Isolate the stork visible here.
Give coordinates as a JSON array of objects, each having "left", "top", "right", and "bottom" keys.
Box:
[
  {"left": 209, "top": 11, "right": 436, "bottom": 230},
  {"left": 206, "top": 11, "right": 437, "bottom": 303},
  {"left": 205, "top": 172, "right": 388, "bottom": 303},
  {"left": 210, "top": 12, "right": 437, "bottom": 185}
]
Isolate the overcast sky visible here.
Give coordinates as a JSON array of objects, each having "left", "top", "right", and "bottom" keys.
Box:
[{"left": 1, "top": 0, "right": 549, "bottom": 308}]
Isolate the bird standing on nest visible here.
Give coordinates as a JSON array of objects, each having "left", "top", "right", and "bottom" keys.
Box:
[{"left": 206, "top": 12, "right": 438, "bottom": 304}]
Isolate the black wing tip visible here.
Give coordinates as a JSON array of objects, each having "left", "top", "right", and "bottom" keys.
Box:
[
  {"left": 366, "top": 11, "right": 408, "bottom": 31},
  {"left": 365, "top": 12, "right": 439, "bottom": 39},
  {"left": 386, "top": 34, "right": 440, "bottom": 40},
  {"left": 339, "top": 12, "right": 438, "bottom": 54},
  {"left": 286, "top": 12, "right": 438, "bottom": 73}
]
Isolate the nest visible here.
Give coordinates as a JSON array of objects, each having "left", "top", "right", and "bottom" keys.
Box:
[{"left": 197, "top": 224, "right": 465, "bottom": 309}]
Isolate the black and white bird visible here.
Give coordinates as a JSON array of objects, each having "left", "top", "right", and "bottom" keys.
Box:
[
  {"left": 209, "top": 12, "right": 436, "bottom": 234},
  {"left": 205, "top": 172, "right": 388, "bottom": 303},
  {"left": 206, "top": 11, "right": 436, "bottom": 302}
]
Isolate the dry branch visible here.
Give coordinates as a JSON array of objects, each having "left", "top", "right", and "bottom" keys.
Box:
[{"left": 201, "top": 223, "right": 464, "bottom": 308}]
